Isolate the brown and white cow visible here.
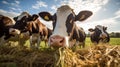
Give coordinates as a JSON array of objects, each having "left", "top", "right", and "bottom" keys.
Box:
[
  {"left": 39, "top": 5, "right": 93, "bottom": 48},
  {"left": 88, "top": 25, "right": 110, "bottom": 44},
  {"left": 0, "top": 15, "right": 16, "bottom": 45},
  {"left": 10, "top": 12, "right": 52, "bottom": 49}
]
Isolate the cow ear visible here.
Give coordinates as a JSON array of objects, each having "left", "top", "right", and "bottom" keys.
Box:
[
  {"left": 104, "top": 26, "right": 107, "bottom": 30},
  {"left": 32, "top": 14, "right": 39, "bottom": 21},
  {"left": 39, "top": 12, "right": 52, "bottom": 21},
  {"left": 88, "top": 28, "right": 94, "bottom": 32},
  {"left": 75, "top": 10, "right": 93, "bottom": 21},
  {"left": 13, "top": 16, "right": 18, "bottom": 21}
]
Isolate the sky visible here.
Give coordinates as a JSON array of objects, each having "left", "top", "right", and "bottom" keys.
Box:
[{"left": 0, "top": 0, "right": 120, "bottom": 33}]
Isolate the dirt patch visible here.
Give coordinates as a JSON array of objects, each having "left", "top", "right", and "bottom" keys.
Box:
[{"left": 0, "top": 44, "right": 120, "bottom": 67}]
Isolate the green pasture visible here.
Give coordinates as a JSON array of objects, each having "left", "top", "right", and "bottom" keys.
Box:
[
  {"left": 38, "top": 37, "right": 120, "bottom": 48},
  {"left": 7, "top": 37, "right": 120, "bottom": 48},
  {"left": 85, "top": 37, "right": 120, "bottom": 46}
]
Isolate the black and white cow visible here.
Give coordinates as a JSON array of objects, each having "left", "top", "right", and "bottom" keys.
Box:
[
  {"left": 39, "top": 5, "right": 93, "bottom": 48},
  {"left": 10, "top": 12, "right": 52, "bottom": 49},
  {"left": 0, "top": 15, "right": 16, "bottom": 45},
  {"left": 88, "top": 25, "right": 110, "bottom": 44}
]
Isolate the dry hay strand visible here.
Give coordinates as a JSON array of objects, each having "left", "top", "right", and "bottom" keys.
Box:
[
  {"left": 0, "top": 45, "right": 55, "bottom": 67},
  {"left": 76, "top": 44, "right": 120, "bottom": 67},
  {"left": 54, "top": 47, "right": 86, "bottom": 67},
  {"left": 0, "top": 44, "right": 120, "bottom": 67}
]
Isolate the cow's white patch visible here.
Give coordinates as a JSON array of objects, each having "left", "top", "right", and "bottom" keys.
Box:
[
  {"left": 96, "top": 25, "right": 107, "bottom": 37},
  {"left": 65, "top": 36, "right": 69, "bottom": 47},
  {"left": 51, "top": 6, "right": 72, "bottom": 46},
  {"left": 7, "top": 17, "right": 15, "bottom": 25},
  {"left": 17, "top": 12, "right": 29, "bottom": 21},
  {"left": 53, "top": 8, "right": 72, "bottom": 37},
  {"left": 9, "top": 28, "right": 20, "bottom": 35}
]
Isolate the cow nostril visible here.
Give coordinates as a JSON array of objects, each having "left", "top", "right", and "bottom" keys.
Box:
[
  {"left": 12, "top": 30, "right": 15, "bottom": 32},
  {"left": 50, "top": 38, "right": 53, "bottom": 42},
  {"left": 60, "top": 38, "right": 64, "bottom": 43}
]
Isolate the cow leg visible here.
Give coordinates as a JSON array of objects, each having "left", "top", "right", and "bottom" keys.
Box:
[
  {"left": 37, "top": 36, "right": 41, "bottom": 49},
  {"left": 0, "top": 36, "right": 6, "bottom": 45},
  {"left": 44, "top": 35, "right": 48, "bottom": 47},
  {"left": 45, "top": 40, "right": 48, "bottom": 48},
  {"left": 18, "top": 38, "right": 25, "bottom": 47},
  {"left": 82, "top": 41, "right": 85, "bottom": 48},
  {"left": 75, "top": 41, "right": 80, "bottom": 48},
  {"left": 75, "top": 41, "right": 85, "bottom": 49},
  {"left": 17, "top": 41, "right": 24, "bottom": 49},
  {"left": 29, "top": 36, "right": 34, "bottom": 49},
  {"left": 79, "top": 41, "right": 85, "bottom": 48}
]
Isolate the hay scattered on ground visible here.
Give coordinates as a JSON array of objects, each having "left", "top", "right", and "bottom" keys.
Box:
[{"left": 0, "top": 44, "right": 120, "bottom": 67}]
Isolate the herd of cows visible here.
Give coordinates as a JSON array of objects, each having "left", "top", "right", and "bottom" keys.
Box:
[{"left": 0, "top": 5, "right": 110, "bottom": 49}]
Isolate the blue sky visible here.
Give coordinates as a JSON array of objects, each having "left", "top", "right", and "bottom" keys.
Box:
[{"left": 0, "top": 0, "right": 120, "bottom": 33}]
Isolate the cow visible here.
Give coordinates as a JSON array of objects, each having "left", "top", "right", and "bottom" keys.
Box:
[
  {"left": 39, "top": 5, "right": 93, "bottom": 48},
  {"left": 0, "top": 15, "right": 16, "bottom": 45},
  {"left": 88, "top": 25, "right": 110, "bottom": 44},
  {"left": 9, "top": 12, "right": 52, "bottom": 49}
]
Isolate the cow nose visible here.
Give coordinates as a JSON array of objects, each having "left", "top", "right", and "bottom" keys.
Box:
[
  {"left": 101, "top": 34, "right": 107, "bottom": 38},
  {"left": 9, "top": 28, "right": 20, "bottom": 35},
  {"left": 12, "top": 29, "right": 15, "bottom": 32},
  {"left": 49, "top": 35, "right": 65, "bottom": 48}
]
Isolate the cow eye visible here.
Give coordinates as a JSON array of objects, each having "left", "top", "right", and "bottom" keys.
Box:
[{"left": 68, "top": 33, "right": 70, "bottom": 36}]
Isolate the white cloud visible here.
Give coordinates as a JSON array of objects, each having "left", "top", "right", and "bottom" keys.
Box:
[
  {"left": 115, "top": 10, "right": 120, "bottom": 16},
  {"left": 109, "top": 10, "right": 120, "bottom": 24},
  {"left": 11, "top": 2, "right": 19, "bottom": 7},
  {"left": 32, "top": 1, "right": 47, "bottom": 9},
  {"left": 76, "top": 13, "right": 119, "bottom": 33},
  {"left": 51, "top": 5, "right": 57, "bottom": 11},
  {"left": 60, "top": 0, "right": 109, "bottom": 14},
  {"left": 54, "top": 0, "right": 58, "bottom": 2},
  {"left": 5, "top": 0, "right": 21, "bottom": 12},
  {"left": 2, "top": 0, "right": 20, "bottom": 7},
  {"left": 0, "top": 9, "right": 19, "bottom": 17},
  {"left": 10, "top": 7, "right": 16, "bottom": 11},
  {"left": 9, "top": 7, "right": 22, "bottom": 12},
  {"left": 15, "top": 0, "right": 20, "bottom": 4},
  {"left": 2, "top": 1, "right": 9, "bottom": 5}
]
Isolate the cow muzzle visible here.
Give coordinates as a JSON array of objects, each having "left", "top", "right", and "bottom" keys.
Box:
[
  {"left": 49, "top": 35, "right": 66, "bottom": 48},
  {"left": 100, "top": 34, "right": 107, "bottom": 39},
  {"left": 9, "top": 28, "right": 20, "bottom": 35}
]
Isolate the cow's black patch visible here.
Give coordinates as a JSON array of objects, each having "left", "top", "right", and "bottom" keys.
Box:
[
  {"left": 66, "top": 13, "right": 75, "bottom": 36},
  {"left": 52, "top": 14, "right": 57, "bottom": 31}
]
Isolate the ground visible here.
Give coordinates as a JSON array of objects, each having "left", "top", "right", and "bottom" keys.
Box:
[{"left": 0, "top": 37, "right": 120, "bottom": 67}]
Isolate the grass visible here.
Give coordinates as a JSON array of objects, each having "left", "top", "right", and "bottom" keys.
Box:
[
  {"left": 38, "top": 37, "right": 120, "bottom": 49},
  {"left": 85, "top": 37, "right": 120, "bottom": 46},
  {"left": 109, "top": 38, "right": 120, "bottom": 45},
  {"left": 12, "top": 37, "right": 120, "bottom": 49}
]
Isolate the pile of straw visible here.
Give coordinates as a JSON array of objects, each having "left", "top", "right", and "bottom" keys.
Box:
[{"left": 0, "top": 44, "right": 120, "bottom": 67}]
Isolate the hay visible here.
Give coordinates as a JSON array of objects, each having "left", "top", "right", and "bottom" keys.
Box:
[
  {"left": 76, "top": 45, "right": 120, "bottom": 67},
  {"left": 0, "top": 45, "right": 55, "bottom": 67},
  {"left": 0, "top": 44, "right": 120, "bottom": 67}
]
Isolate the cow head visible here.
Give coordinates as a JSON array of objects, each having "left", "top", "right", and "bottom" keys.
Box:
[
  {"left": 39, "top": 5, "right": 92, "bottom": 48},
  {"left": 0, "top": 15, "right": 15, "bottom": 26},
  {"left": 88, "top": 25, "right": 108, "bottom": 39},
  {"left": 9, "top": 12, "right": 39, "bottom": 35}
]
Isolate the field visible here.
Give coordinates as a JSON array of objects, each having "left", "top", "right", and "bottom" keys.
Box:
[
  {"left": 109, "top": 38, "right": 120, "bottom": 45},
  {"left": 0, "top": 37, "right": 120, "bottom": 67},
  {"left": 85, "top": 37, "right": 120, "bottom": 46}
]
